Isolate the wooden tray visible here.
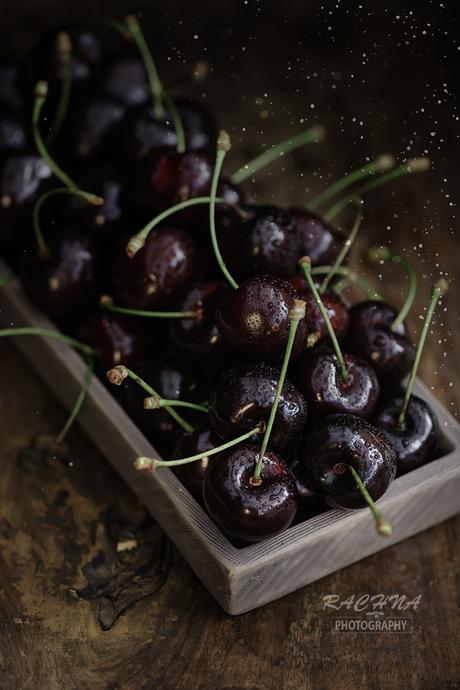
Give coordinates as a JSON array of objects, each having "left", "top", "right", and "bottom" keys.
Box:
[{"left": 1, "top": 256, "right": 459, "bottom": 614}]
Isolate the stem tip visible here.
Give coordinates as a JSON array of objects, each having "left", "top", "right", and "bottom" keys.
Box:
[
  {"left": 290, "top": 298, "right": 307, "bottom": 321},
  {"left": 407, "top": 157, "right": 431, "bottom": 172},
  {"left": 193, "top": 60, "right": 209, "bottom": 81},
  {"left": 144, "top": 394, "right": 161, "bottom": 410},
  {"left": 436, "top": 278, "right": 448, "bottom": 294},
  {"left": 134, "top": 456, "right": 156, "bottom": 471},
  {"left": 310, "top": 124, "right": 327, "bottom": 142},
  {"left": 57, "top": 31, "right": 72, "bottom": 56},
  {"left": 35, "top": 80, "right": 48, "bottom": 99},
  {"left": 218, "top": 130, "right": 231, "bottom": 152},
  {"left": 376, "top": 517, "right": 393, "bottom": 537},
  {"left": 375, "top": 153, "right": 395, "bottom": 171},
  {"left": 107, "top": 365, "right": 129, "bottom": 385},
  {"left": 368, "top": 245, "right": 392, "bottom": 263},
  {"left": 126, "top": 235, "right": 145, "bottom": 258}
]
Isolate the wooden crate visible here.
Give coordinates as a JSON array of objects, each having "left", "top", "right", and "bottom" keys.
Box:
[{"left": 1, "top": 257, "right": 459, "bottom": 614}]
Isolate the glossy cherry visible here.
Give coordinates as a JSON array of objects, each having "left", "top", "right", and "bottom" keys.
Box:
[
  {"left": 0, "top": 153, "right": 52, "bottom": 223},
  {"left": 290, "top": 273, "right": 350, "bottom": 346},
  {"left": 172, "top": 424, "right": 222, "bottom": 501},
  {"left": 290, "top": 461, "right": 327, "bottom": 520},
  {"left": 101, "top": 52, "right": 150, "bottom": 108},
  {"left": 295, "top": 346, "right": 380, "bottom": 419},
  {"left": 78, "top": 311, "right": 148, "bottom": 369},
  {"left": 218, "top": 205, "right": 302, "bottom": 280},
  {"left": 112, "top": 227, "right": 202, "bottom": 310},
  {"left": 203, "top": 444, "right": 298, "bottom": 542},
  {"left": 209, "top": 362, "right": 308, "bottom": 454},
  {"left": 21, "top": 230, "right": 101, "bottom": 318},
  {"left": 289, "top": 208, "right": 346, "bottom": 267},
  {"left": 169, "top": 280, "right": 230, "bottom": 363},
  {"left": 373, "top": 393, "right": 439, "bottom": 476},
  {"left": 216, "top": 275, "right": 309, "bottom": 362},
  {"left": 345, "top": 301, "right": 415, "bottom": 383},
  {"left": 0, "top": 112, "right": 28, "bottom": 154},
  {"left": 299, "top": 414, "right": 397, "bottom": 509},
  {"left": 62, "top": 94, "right": 126, "bottom": 160}
]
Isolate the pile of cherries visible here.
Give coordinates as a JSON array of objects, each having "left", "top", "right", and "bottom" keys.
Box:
[{"left": 0, "top": 18, "right": 447, "bottom": 544}]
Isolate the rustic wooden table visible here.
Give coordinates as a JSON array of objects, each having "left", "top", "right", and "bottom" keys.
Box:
[{"left": 1, "top": 1, "right": 459, "bottom": 688}]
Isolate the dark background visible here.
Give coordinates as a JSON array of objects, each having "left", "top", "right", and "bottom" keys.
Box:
[{"left": 0, "top": 2, "right": 459, "bottom": 689}]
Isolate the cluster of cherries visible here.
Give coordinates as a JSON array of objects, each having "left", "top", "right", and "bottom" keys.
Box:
[{"left": 0, "top": 18, "right": 447, "bottom": 544}]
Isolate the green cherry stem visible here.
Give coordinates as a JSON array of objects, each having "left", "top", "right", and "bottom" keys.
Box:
[
  {"left": 55, "top": 355, "right": 94, "bottom": 444},
  {"left": 339, "top": 463, "right": 393, "bottom": 537},
  {"left": 319, "top": 208, "right": 363, "bottom": 294},
  {"left": 324, "top": 157, "right": 431, "bottom": 222},
  {"left": 0, "top": 328, "right": 94, "bottom": 355},
  {"left": 209, "top": 131, "right": 239, "bottom": 290},
  {"left": 162, "top": 90, "right": 186, "bottom": 154},
  {"left": 307, "top": 154, "right": 394, "bottom": 211},
  {"left": 126, "top": 195, "right": 233, "bottom": 257},
  {"left": 135, "top": 424, "right": 264, "bottom": 471},
  {"left": 300, "top": 257, "right": 350, "bottom": 382},
  {"left": 231, "top": 125, "right": 326, "bottom": 185},
  {"left": 33, "top": 187, "right": 104, "bottom": 257},
  {"left": 107, "top": 365, "right": 194, "bottom": 434},
  {"left": 0, "top": 274, "right": 13, "bottom": 288},
  {"left": 46, "top": 32, "right": 73, "bottom": 148},
  {"left": 143, "top": 394, "right": 208, "bottom": 414},
  {"left": 100, "top": 295, "right": 197, "bottom": 319},
  {"left": 368, "top": 246, "right": 417, "bottom": 331},
  {"left": 251, "top": 299, "right": 306, "bottom": 485},
  {"left": 311, "top": 265, "right": 381, "bottom": 300},
  {"left": 398, "top": 278, "right": 448, "bottom": 426},
  {"left": 125, "top": 15, "right": 165, "bottom": 119}
]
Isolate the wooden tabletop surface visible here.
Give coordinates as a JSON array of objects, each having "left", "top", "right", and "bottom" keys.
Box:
[{"left": 1, "top": 2, "right": 459, "bottom": 688}]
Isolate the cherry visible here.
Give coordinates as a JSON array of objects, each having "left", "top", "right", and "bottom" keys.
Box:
[
  {"left": 209, "top": 362, "right": 308, "bottom": 454},
  {"left": 172, "top": 424, "right": 222, "bottom": 501},
  {"left": 299, "top": 414, "right": 396, "bottom": 521},
  {"left": 203, "top": 444, "right": 298, "bottom": 542},
  {"left": 111, "top": 227, "right": 202, "bottom": 310},
  {"left": 0, "top": 153, "right": 52, "bottom": 223},
  {"left": 289, "top": 208, "right": 346, "bottom": 267},
  {"left": 373, "top": 394, "right": 439, "bottom": 476},
  {"left": 78, "top": 311, "right": 148, "bottom": 369},
  {"left": 21, "top": 229, "right": 102, "bottom": 318},
  {"left": 290, "top": 273, "right": 350, "bottom": 347},
  {"left": 0, "top": 112, "right": 28, "bottom": 154},
  {"left": 101, "top": 52, "right": 150, "bottom": 108},
  {"left": 290, "top": 461, "right": 327, "bottom": 520},
  {"left": 345, "top": 300, "right": 415, "bottom": 383},
  {"left": 169, "top": 280, "right": 231, "bottom": 363},
  {"left": 216, "top": 275, "right": 309, "bottom": 362},
  {"left": 295, "top": 346, "right": 380, "bottom": 419},
  {"left": 0, "top": 59, "right": 27, "bottom": 113},
  {"left": 61, "top": 94, "right": 126, "bottom": 161},
  {"left": 218, "top": 204, "right": 302, "bottom": 280}
]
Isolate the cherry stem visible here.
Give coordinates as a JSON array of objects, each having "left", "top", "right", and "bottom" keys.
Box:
[
  {"left": 46, "top": 32, "right": 73, "bottom": 148},
  {"left": 100, "top": 295, "right": 197, "bottom": 319},
  {"left": 343, "top": 464, "right": 393, "bottom": 537},
  {"left": 0, "top": 274, "right": 13, "bottom": 288},
  {"left": 319, "top": 208, "right": 363, "bottom": 294},
  {"left": 300, "top": 258, "right": 350, "bottom": 382},
  {"left": 101, "top": 17, "right": 131, "bottom": 38},
  {"left": 144, "top": 394, "right": 208, "bottom": 414},
  {"left": 125, "top": 15, "right": 164, "bottom": 119},
  {"left": 251, "top": 299, "right": 306, "bottom": 484},
  {"left": 135, "top": 425, "right": 264, "bottom": 471},
  {"left": 55, "top": 355, "right": 94, "bottom": 444},
  {"left": 398, "top": 278, "right": 448, "bottom": 426},
  {"left": 126, "top": 195, "right": 235, "bottom": 258},
  {"left": 33, "top": 81, "right": 80, "bottom": 191},
  {"left": 106, "top": 365, "right": 194, "bottom": 434},
  {"left": 368, "top": 246, "right": 417, "bottom": 331},
  {"left": 324, "top": 157, "right": 431, "bottom": 222},
  {"left": 307, "top": 154, "right": 394, "bottom": 210},
  {"left": 0, "top": 328, "right": 94, "bottom": 356},
  {"left": 33, "top": 187, "right": 104, "bottom": 257},
  {"left": 209, "top": 131, "right": 239, "bottom": 290},
  {"left": 231, "top": 125, "right": 326, "bottom": 185},
  {"left": 162, "top": 91, "right": 186, "bottom": 154},
  {"left": 164, "top": 61, "right": 209, "bottom": 92},
  {"left": 311, "top": 265, "right": 381, "bottom": 300}
]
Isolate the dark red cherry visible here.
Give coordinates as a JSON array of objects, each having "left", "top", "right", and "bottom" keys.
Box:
[
  {"left": 169, "top": 281, "right": 230, "bottom": 363},
  {"left": 0, "top": 111, "right": 28, "bottom": 154},
  {"left": 120, "top": 97, "right": 217, "bottom": 161},
  {"left": 101, "top": 53, "right": 149, "bottom": 108},
  {"left": 209, "top": 362, "right": 308, "bottom": 454},
  {"left": 61, "top": 95, "right": 126, "bottom": 160},
  {"left": 345, "top": 301, "right": 415, "bottom": 383},
  {"left": 290, "top": 273, "right": 350, "bottom": 346},
  {"left": 203, "top": 444, "right": 298, "bottom": 542},
  {"left": 290, "top": 461, "right": 328, "bottom": 520},
  {"left": 218, "top": 205, "right": 302, "bottom": 280},
  {"left": 78, "top": 311, "right": 148, "bottom": 369},
  {"left": 0, "top": 59, "right": 27, "bottom": 113},
  {"left": 119, "top": 355, "right": 203, "bottom": 455},
  {"left": 216, "top": 275, "right": 309, "bottom": 362},
  {"left": 295, "top": 346, "right": 380, "bottom": 418},
  {"left": 0, "top": 153, "right": 52, "bottom": 222},
  {"left": 373, "top": 394, "right": 439, "bottom": 476},
  {"left": 289, "top": 208, "right": 346, "bottom": 266},
  {"left": 21, "top": 230, "right": 101, "bottom": 318},
  {"left": 112, "top": 227, "right": 202, "bottom": 310},
  {"left": 172, "top": 424, "right": 222, "bottom": 501},
  {"left": 133, "top": 149, "right": 214, "bottom": 223},
  {"left": 299, "top": 414, "right": 397, "bottom": 509}
]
